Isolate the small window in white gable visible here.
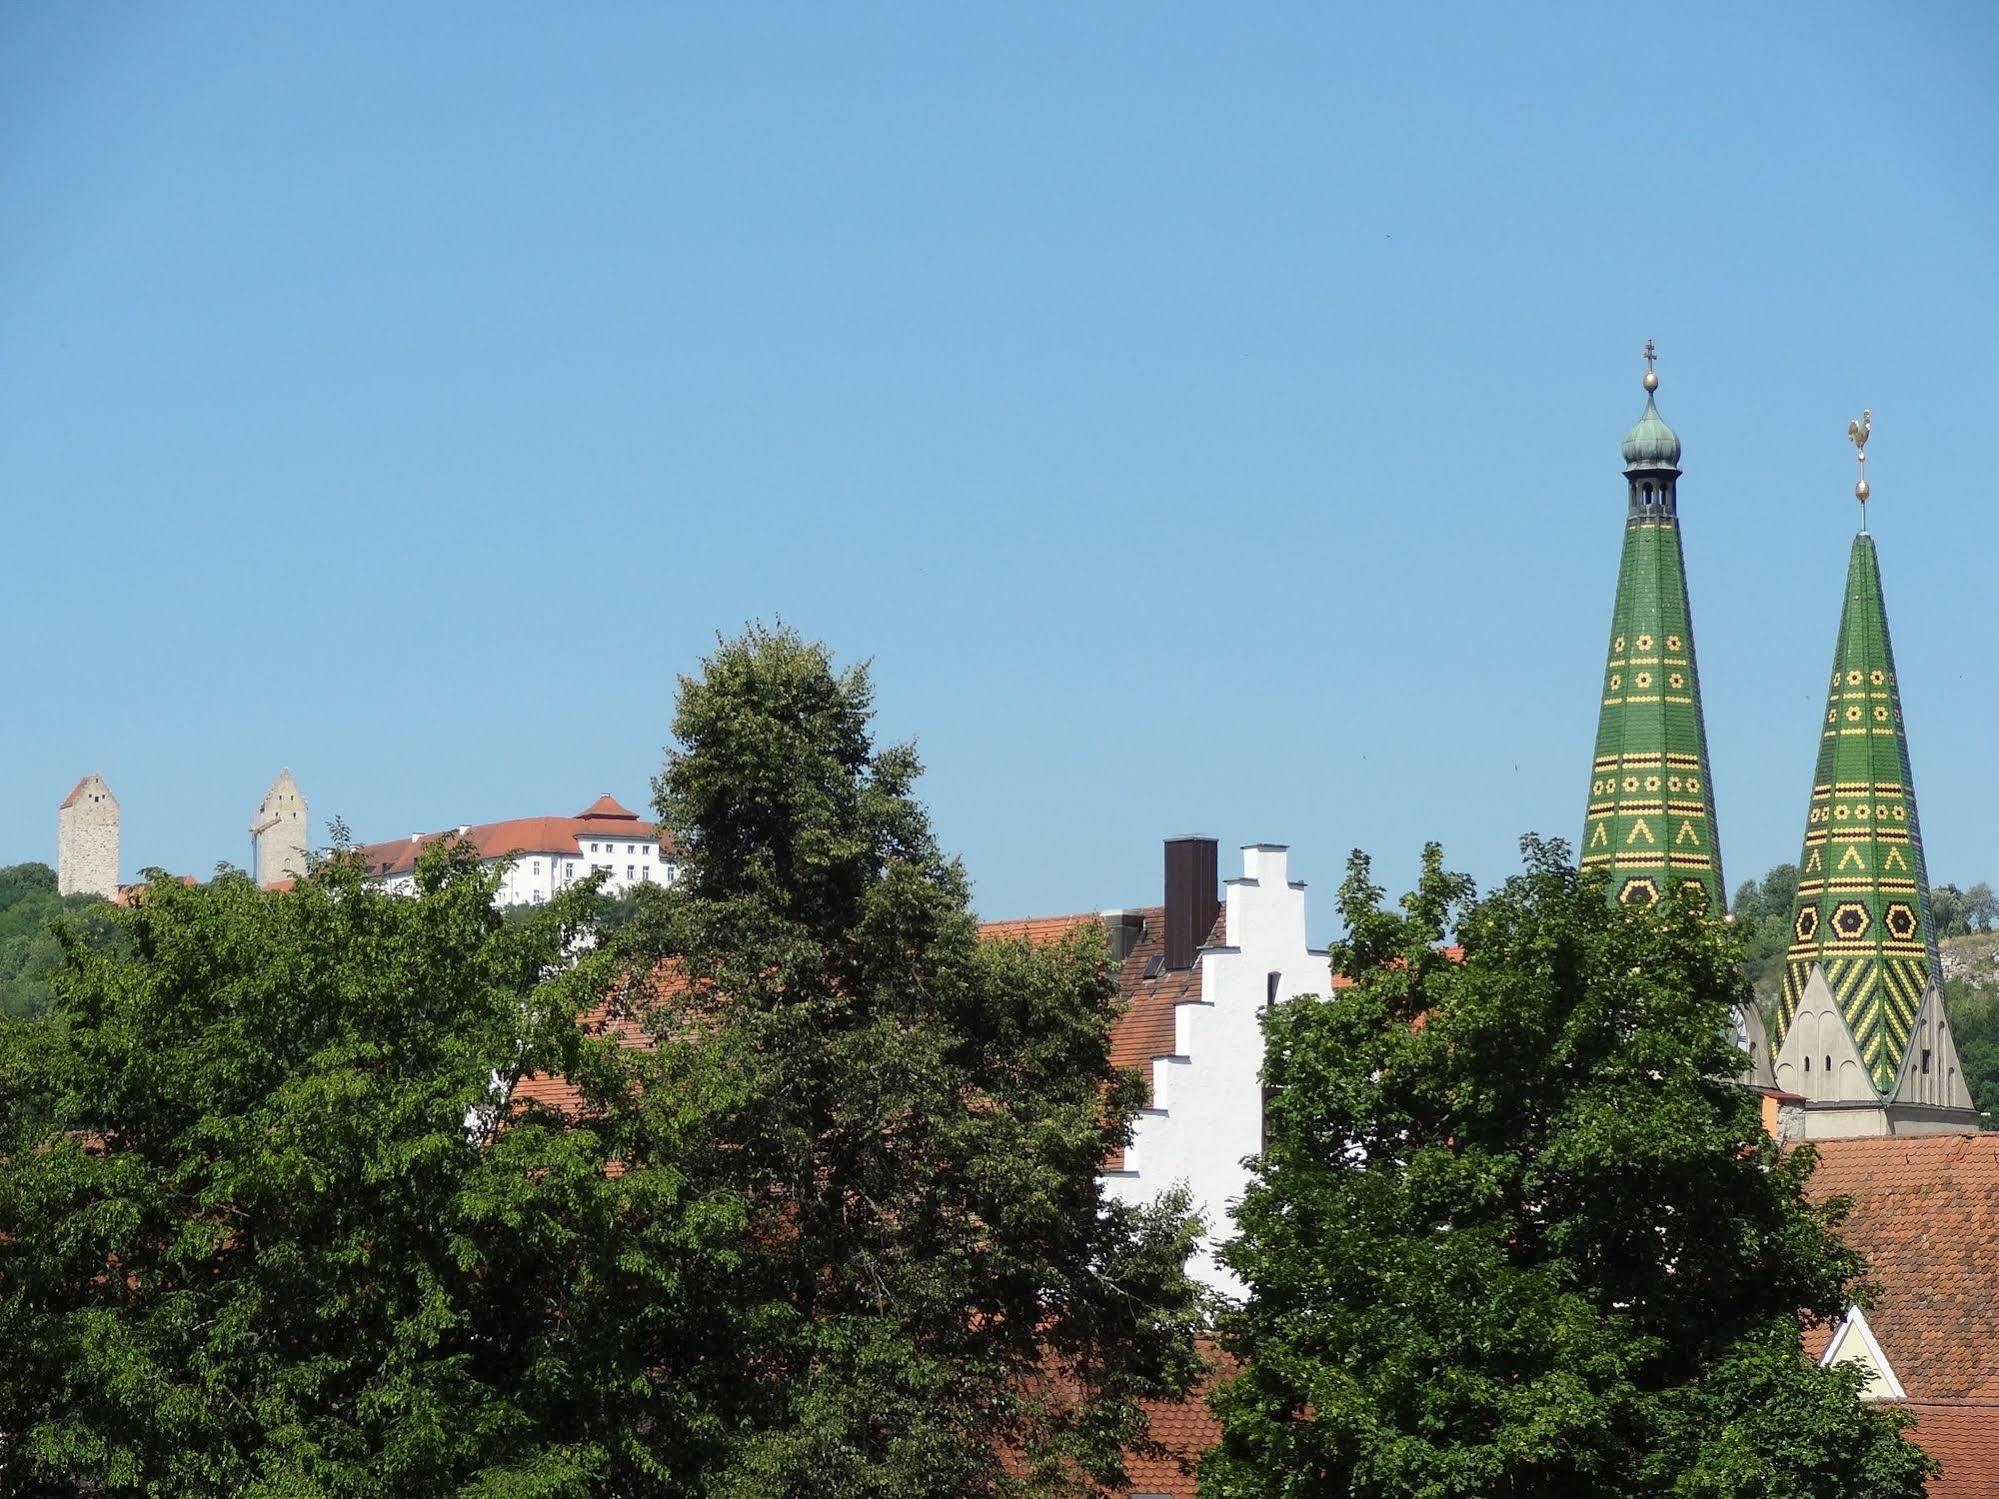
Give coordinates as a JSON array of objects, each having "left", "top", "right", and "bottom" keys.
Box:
[
  {"left": 531, "top": 860, "right": 540, "bottom": 875},
  {"left": 591, "top": 842, "right": 600, "bottom": 853}
]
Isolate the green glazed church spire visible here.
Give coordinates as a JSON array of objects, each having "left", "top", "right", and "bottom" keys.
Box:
[
  {"left": 1777, "top": 415, "right": 1938, "bottom": 1092},
  {"left": 1581, "top": 344, "right": 1726, "bottom": 912}
]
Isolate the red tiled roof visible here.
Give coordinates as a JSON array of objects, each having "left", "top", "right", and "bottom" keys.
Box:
[
  {"left": 577, "top": 794, "right": 641, "bottom": 822},
  {"left": 1793, "top": 1133, "right": 1999, "bottom": 1494},
  {"left": 1802, "top": 1133, "right": 1999, "bottom": 1403},
  {"left": 355, "top": 798, "right": 667, "bottom": 880},
  {"left": 978, "top": 914, "right": 1100, "bottom": 946},
  {"left": 1124, "top": 1377, "right": 1222, "bottom": 1497},
  {"left": 1908, "top": 1402, "right": 1999, "bottom": 1499},
  {"left": 509, "top": 1000, "right": 649, "bottom": 1116},
  {"left": 57, "top": 775, "right": 101, "bottom": 811}
]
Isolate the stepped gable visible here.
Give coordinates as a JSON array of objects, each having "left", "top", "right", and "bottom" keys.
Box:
[
  {"left": 1581, "top": 346, "right": 1725, "bottom": 914},
  {"left": 355, "top": 794, "right": 665, "bottom": 880},
  {"left": 1779, "top": 531, "right": 1938, "bottom": 1090}
]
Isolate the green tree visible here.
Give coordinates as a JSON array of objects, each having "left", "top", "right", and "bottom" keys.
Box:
[
  {"left": 0, "top": 844, "right": 615, "bottom": 1493},
  {"left": 0, "top": 862, "right": 118, "bottom": 1019},
  {"left": 565, "top": 623, "right": 1204, "bottom": 1495},
  {"left": 1202, "top": 838, "right": 1934, "bottom": 1499},
  {"left": 1730, "top": 862, "right": 1797, "bottom": 1016}
]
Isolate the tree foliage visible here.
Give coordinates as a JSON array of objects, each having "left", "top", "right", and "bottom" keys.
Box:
[
  {"left": 0, "top": 862, "right": 118, "bottom": 1020},
  {"left": 0, "top": 845, "right": 614, "bottom": 1493},
  {"left": 0, "top": 627, "right": 1201, "bottom": 1496},
  {"left": 1729, "top": 862, "right": 1798, "bottom": 1016},
  {"left": 1202, "top": 838, "right": 1934, "bottom": 1499},
  {"left": 561, "top": 622, "right": 1205, "bottom": 1495}
]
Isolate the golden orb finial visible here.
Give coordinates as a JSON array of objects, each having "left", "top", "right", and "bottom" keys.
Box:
[{"left": 1642, "top": 338, "right": 1659, "bottom": 393}]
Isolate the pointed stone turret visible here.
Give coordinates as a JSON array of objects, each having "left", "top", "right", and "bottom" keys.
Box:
[
  {"left": 1772, "top": 418, "right": 1979, "bottom": 1136},
  {"left": 1581, "top": 345, "right": 1725, "bottom": 913}
]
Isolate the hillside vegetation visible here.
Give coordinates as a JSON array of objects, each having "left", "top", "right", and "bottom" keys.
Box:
[
  {"left": 1732, "top": 862, "right": 1999, "bottom": 1120},
  {"left": 0, "top": 863, "right": 116, "bottom": 1019}
]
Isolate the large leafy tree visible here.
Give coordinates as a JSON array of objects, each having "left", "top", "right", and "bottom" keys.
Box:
[
  {"left": 562, "top": 623, "right": 1204, "bottom": 1495},
  {"left": 1202, "top": 838, "right": 1935, "bottom": 1499},
  {"left": 0, "top": 844, "right": 613, "bottom": 1493},
  {"left": 0, "top": 862, "right": 118, "bottom": 1020}
]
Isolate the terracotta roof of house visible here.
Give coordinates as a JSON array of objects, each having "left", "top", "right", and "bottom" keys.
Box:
[
  {"left": 355, "top": 798, "right": 667, "bottom": 880},
  {"left": 975, "top": 907, "right": 1228, "bottom": 1073},
  {"left": 1124, "top": 1377, "right": 1222, "bottom": 1498},
  {"left": 1802, "top": 1133, "right": 1999, "bottom": 1403},
  {"left": 577, "top": 794, "right": 641, "bottom": 822},
  {"left": 509, "top": 996, "right": 658, "bottom": 1116},
  {"left": 1907, "top": 1402, "right": 1999, "bottom": 1499}
]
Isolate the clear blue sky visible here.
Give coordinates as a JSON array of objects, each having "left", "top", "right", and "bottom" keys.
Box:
[{"left": 5, "top": 4, "right": 1997, "bottom": 931}]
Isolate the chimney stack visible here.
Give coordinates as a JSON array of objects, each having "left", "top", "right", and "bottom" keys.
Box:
[
  {"left": 1163, "top": 836, "right": 1219, "bottom": 971},
  {"left": 1099, "top": 908, "right": 1146, "bottom": 964}
]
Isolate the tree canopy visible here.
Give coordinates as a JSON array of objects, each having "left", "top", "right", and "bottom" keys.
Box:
[
  {"left": 1202, "top": 838, "right": 1935, "bottom": 1499},
  {"left": 0, "top": 862, "right": 117, "bottom": 1019},
  {"left": 0, "top": 844, "right": 615, "bottom": 1493},
  {"left": 567, "top": 622, "right": 1206, "bottom": 1494},
  {"left": 0, "top": 625, "right": 1202, "bottom": 1496}
]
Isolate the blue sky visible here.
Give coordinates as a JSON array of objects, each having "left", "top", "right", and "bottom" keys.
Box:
[{"left": 4, "top": 4, "right": 1997, "bottom": 931}]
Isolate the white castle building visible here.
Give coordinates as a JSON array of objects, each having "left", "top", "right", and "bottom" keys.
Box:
[{"left": 354, "top": 794, "right": 677, "bottom": 907}]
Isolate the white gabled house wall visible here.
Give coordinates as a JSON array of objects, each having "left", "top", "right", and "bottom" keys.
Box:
[
  {"left": 1819, "top": 1305, "right": 1906, "bottom": 1401},
  {"left": 1102, "top": 844, "right": 1327, "bottom": 1301}
]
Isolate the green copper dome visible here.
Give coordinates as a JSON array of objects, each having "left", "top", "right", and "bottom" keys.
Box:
[{"left": 1621, "top": 393, "right": 1682, "bottom": 472}]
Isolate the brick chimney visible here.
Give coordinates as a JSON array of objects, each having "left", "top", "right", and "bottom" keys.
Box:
[{"left": 1163, "top": 836, "right": 1219, "bottom": 971}]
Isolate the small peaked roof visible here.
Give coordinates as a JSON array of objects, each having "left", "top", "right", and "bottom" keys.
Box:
[
  {"left": 1818, "top": 1305, "right": 1907, "bottom": 1401},
  {"left": 577, "top": 794, "right": 639, "bottom": 822},
  {"left": 58, "top": 773, "right": 115, "bottom": 810},
  {"left": 1773, "top": 963, "right": 1880, "bottom": 1103},
  {"left": 1891, "top": 981, "right": 1976, "bottom": 1115},
  {"left": 1778, "top": 532, "right": 1939, "bottom": 1092},
  {"left": 1581, "top": 364, "right": 1725, "bottom": 915}
]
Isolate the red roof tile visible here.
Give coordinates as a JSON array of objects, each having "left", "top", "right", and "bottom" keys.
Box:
[
  {"left": 577, "top": 794, "right": 640, "bottom": 822},
  {"left": 1908, "top": 1402, "right": 1999, "bottom": 1499},
  {"left": 1803, "top": 1133, "right": 1999, "bottom": 1403},
  {"left": 355, "top": 797, "right": 668, "bottom": 880}
]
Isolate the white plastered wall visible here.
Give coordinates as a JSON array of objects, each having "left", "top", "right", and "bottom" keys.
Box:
[{"left": 1101, "top": 844, "right": 1327, "bottom": 1301}]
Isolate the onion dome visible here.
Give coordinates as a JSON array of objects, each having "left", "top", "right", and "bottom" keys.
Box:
[{"left": 1621, "top": 378, "right": 1682, "bottom": 472}]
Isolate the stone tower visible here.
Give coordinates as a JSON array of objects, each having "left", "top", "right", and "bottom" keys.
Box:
[
  {"left": 250, "top": 769, "right": 310, "bottom": 888},
  {"left": 1771, "top": 419, "right": 1979, "bottom": 1137},
  {"left": 57, "top": 774, "right": 120, "bottom": 899},
  {"left": 1580, "top": 345, "right": 1726, "bottom": 913}
]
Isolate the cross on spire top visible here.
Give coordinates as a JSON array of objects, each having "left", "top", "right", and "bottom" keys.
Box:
[{"left": 1642, "top": 338, "right": 1659, "bottom": 393}]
